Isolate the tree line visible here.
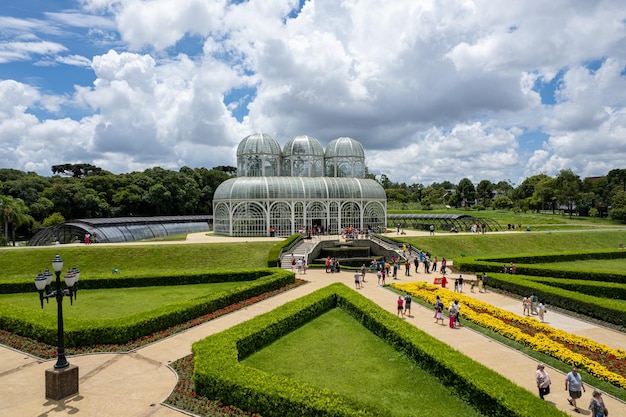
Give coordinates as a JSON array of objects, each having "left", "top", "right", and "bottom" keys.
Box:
[
  {"left": 1, "top": 164, "right": 625, "bottom": 245},
  {"left": 381, "top": 168, "right": 626, "bottom": 222},
  {"left": 0, "top": 165, "right": 234, "bottom": 245}
]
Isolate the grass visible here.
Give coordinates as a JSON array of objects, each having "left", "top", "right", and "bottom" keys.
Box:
[
  {"left": 387, "top": 205, "right": 624, "bottom": 229},
  {"left": 243, "top": 308, "right": 482, "bottom": 417},
  {"left": 0, "top": 241, "right": 277, "bottom": 281},
  {"left": 395, "top": 230, "right": 626, "bottom": 261},
  {"left": 0, "top": 281, "right": 252, "bottom": 320}
]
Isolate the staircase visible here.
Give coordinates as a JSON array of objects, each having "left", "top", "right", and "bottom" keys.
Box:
[{"left": 280, "top": 239, "right": 320, "bottom": 270}]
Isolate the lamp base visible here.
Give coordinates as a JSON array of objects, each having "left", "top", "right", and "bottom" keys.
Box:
[{"left": 45, "top": 364, "right": 79, "bottom": 400}]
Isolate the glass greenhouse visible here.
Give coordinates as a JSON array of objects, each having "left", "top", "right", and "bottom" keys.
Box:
[
  {"left": 28, "top": 215, "right": 211, "bottom": 246},
  {"left": 214, "top": 134, "right": 387, "bottom": 236}
]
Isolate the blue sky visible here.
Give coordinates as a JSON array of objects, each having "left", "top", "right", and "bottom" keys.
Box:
[{"left": 1, "top": 0, "right": 626, "bottom": 185}]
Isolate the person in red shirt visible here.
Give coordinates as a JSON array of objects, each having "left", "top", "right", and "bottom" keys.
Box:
[{"left": 397, "top": 296, "right": 404, "bottom": 317}]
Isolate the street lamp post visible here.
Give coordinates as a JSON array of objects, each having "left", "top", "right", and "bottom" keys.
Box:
[{"left": 34, "top": 254, "right": 80, "bottom": 400}]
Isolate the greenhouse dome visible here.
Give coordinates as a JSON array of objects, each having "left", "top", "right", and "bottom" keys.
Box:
[
  {"left": 214, "top": 134, "right": 386, "bottom": 236},
  {"left": 282, "top": 135, "right": 324, "bottom": 177},
  {"left": 324, "top": 136, "right": 365, "bottom": 178},
  {"left": 237, "top": 133, "right": 282, "bottom": 177}
]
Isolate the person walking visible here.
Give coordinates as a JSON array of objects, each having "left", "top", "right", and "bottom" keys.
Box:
[
  {"left": 431, "top": 256, "right": 438, "bottom": 272},
  {"left": 404, "top": 293, "right": 412, "bottom": 316},
  {"left": 440, "top": 257, "right": 447, "bottom": 274},
  {"left": 536, "top": 363, "right": 552, "bottom": 400},
  {"left": 434, "top": 296, "right": 445, "bottom": 324},
  {"left": 458, "top": 275, "right": 464, "bottom": 293},
  {"left": 522, "top": 296, "right": 531, "bottom": 316},
  {"left": 448, "top": 300, "right": 460, "bottom": 328},
  {"left": 589, "top": 390, "right": 607, "bottom": 417},
  {"left": 397, "top": 296, "right": 404, "bottom": 317},
  {"left": 538, "top": 301, "right": 547, "bottom": 322},
  {"left": 531, "top": 293, "right": 538, "bottom": 314},
  {"left": 565, "top": 366, "right": 585, "bottom": 413}
]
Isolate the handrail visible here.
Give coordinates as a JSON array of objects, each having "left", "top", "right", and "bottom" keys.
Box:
[{"left": 278, "top": 235, "right": 304, "bottom": 262}]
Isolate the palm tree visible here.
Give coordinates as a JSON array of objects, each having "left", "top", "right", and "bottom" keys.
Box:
[
  {"left": 0, "top": 195, "right": 13, "bottom": 244},
  {"left": 1, "top": 196, "right": 34, "bottom": 246}
]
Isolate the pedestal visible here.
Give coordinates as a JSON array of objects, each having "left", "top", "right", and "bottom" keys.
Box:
[{"left": 45, "top": 364, "right": 79, "bottom": 400}]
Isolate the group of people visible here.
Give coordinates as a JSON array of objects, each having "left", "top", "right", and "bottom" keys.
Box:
[
  {"left": 290, "top": 254, "right": 308, "bottom": 274},
  {"left": 84, "top": 232, "right": 97, "bottom": 244},
  {"left": 501, "top": 261, "right": 517, "bottom": 274},
  {"left": 522, "top": 294, "right": 547, "bottom": 321},
  {"left": 536, "top": 364, "right": 607, "bottom": 415},
  {"left": 430, "top": 295, "right": 460, "bottom": 328},
  {"left": 396, "top": 293, "right": 412, "bottom": 317},
  {"left": 324, "top": 257, "right": 341, "bottom": 273}
]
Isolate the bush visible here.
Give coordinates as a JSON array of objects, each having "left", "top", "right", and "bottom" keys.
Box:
[
  {"left": 193, "top": 284, "right": 567, "bottom": 417},
  {"left": 0, "top": 269, "right": 295, "bottom": 346}
]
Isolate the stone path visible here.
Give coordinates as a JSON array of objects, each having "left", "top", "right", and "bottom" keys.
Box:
[{"left": 1, "top": 233, "right": 624, "bottom": 417}]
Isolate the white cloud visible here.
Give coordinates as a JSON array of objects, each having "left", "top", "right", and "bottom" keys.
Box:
[{"left": 1, "top": 0, "right": 626, "bottom": 185}]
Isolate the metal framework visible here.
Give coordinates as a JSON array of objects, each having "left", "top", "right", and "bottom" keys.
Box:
[
  {"left": 28, "top": 215, "right": 211, "bottom": 246},
  {"left": 214, "top": 177, "right": 386, "bottom": 236},
  {"left": 387, "top": 213, "right": 502, "bottom": 232},
  {"left": 215, "top": 134, "right": 386, "bottom": 236}
]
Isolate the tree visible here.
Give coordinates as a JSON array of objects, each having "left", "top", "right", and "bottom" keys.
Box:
[
  {"left": 5, "top": 198, "right": 34, "bottom": 245},
  {"left": 0, "top": 195, "right": 13, "bottom": 243},
  {"left": 456, "top": 178, "right": 476, "bottom": 207},
  {"left": 476, "top": 180, "right": 494, "bottom": 205},
  {"left": 42, "top": 212, "right": 65, "bottom": 227},
  {"left": 493, "top": 196, "right": 514, "bottom": 209},
  {"left": 52, "top": 163, "right": 107, "bottom": 178},
  {"left": 212, "top": 165, "right": 237, "bottom": 175},
  {"left": 607, "top": 168, "right": 626, "bottom": 192},
  {"left": 555, "top": 169, "right": 582, "bottom": 218},
  {"left": 378, "top": 174, "right": 393, "bottom": 189},
  {"left": 495, "top": 180, "right": 514, "bottom": 197},
  {"left": 513, "top": 174, "right": 550, "bottom": 208},
  {"left": 533, "top": 177, "right": 557, "bottom": 213}
]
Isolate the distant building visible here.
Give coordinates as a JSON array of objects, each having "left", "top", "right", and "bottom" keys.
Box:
[{"left": 213, "top": 134, "right": 387, "bottom": 236}]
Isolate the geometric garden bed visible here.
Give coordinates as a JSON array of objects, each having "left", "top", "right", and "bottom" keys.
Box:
[{"left": 192, "top": 283, "right": 567, "bottom": 417}]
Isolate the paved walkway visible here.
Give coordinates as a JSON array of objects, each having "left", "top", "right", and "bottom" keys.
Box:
[{"left": 1, "top": 233, "right": 624, "bottom": 417}]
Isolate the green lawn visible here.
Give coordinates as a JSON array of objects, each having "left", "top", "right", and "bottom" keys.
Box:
[
  {"left": 398, "top": 230, "right": 626, "bottom": 261},
  {"left": 0, "top": 281, "right": 251, "bottom": 320},
  {"left": 0, "top": 241, "right": 277, "bottom": 281},
  {"left": 244, "top": 308, "right": 482, "bottom": 417},
  {"left": 387, "top": 206, "right": 623, "bottom": 229}
]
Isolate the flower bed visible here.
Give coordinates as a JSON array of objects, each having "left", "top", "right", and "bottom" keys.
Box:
[{"left": 391, "top": 282, "right": 626, "bottom": 390}]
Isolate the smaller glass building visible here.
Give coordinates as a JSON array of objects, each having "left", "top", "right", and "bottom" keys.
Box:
[
  {"left": 214, "top": 134, "right": 386, "bottom": 236},
  {"left": 28, "top": 215, "right": 211, "bottom": 245}
]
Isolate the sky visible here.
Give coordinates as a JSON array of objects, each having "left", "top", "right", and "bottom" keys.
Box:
[{"left": 1, "top": 0, "right": 625, "bottom": 186}]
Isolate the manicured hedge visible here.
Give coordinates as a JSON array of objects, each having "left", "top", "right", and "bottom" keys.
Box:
[
  {"left": 0, "top": 268, "right": 275, "bottom": 294},
  {"left": 480, "top": 273, "right": 626, "bottom": 326},
  {"left": 454, "top": 251, "right": 626, "bottom": 326},
  {"left": 193, "top": 283, "right": 567, "bottom": 417},
  {"left": 0, "top": 269, "right": 294, "bottom": 347}
]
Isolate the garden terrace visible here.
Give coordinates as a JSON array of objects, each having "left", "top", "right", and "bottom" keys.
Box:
[
  {"left": 193, "top": 283, "right": 567, "bottom": 417},
  {"left": 454, "top": 250, "right": 626, "bottom": 327}
]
